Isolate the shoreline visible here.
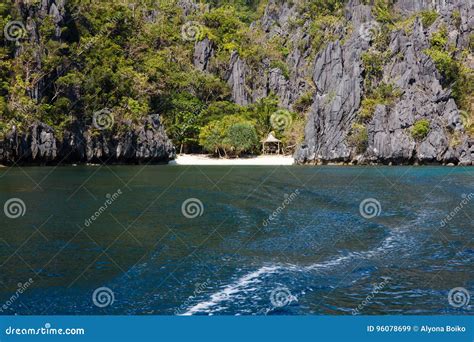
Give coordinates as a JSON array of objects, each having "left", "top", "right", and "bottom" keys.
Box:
[
  {"left": 0, "top": 157, "right": 471, "bottom": 167},
  {"left": 169, "top": 154, "right": 295, "bottom": 166}
]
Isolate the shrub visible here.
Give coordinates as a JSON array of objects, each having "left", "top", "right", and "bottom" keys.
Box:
[
  {"left": 359, "top": 83, "right": 402, "bottom": 120},
  {"left": 281, "top": 115, "right": 306, "bottom": 154},
  {"left": 348, "top": 123, "right": 368, "bottom": 154},
  {"left": 451, "top": 10, "right": 461, "bottom": 28},
  {"left": 270, "top": 60, "right": 290, "bottom": 80},
  {"left": 199, "top": 120, "right": 224, "bottom": 155},
  {"left": 361, "top": 51, "right": 389, "bottom": 90},
  {"left": 373, "top": 0, "right": 397, "bottom": 24},
  {"left": 420, "top": 10, "right": 438, "bottom": 28},
  {"left": 425, "top": 25, "right": 470, "bottom": 101},
  {"left": 360, "top": 98, "right": 379, "bottom": 120},
  {"left": 199, "top": 116, "right": 257, "bottom": 156},
  {"left": 429, "top": 25, "right": 448, "bottom": 49},
  {"left": 293, "top": 92, "right": 314, "bottom": 113},
  {"left": 224, "top": 122, "right": 258, "bottom": 156},
  {"left": 425, "top": 48, "right": 459, "bottom": 86},
  {"left": 308, "top": 14, "right": 342, "bottom": 53},
  {"left": 411, "top": 119, "right": 430, "bottom": 140}
]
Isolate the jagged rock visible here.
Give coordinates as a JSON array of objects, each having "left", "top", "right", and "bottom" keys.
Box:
[
  {"left": 4, "top": 0, "right": 473, "bottom": 166},
  {"left": 295, "top": 0, "right": 472, "bottom": 165},
  {"left": 295, "top": 3, "right": 368, "bottom": 164},
  {"left": 193, "top": 38, "right": 214, "bottom": 72},
  {"left": 0, "top": 116, "right": 175, "bottom": 165},
  {"left": 227, "top": 52, "right": 249, "bottom": 105},
  {"left": 177, "top": 0, "right": 199, "bottom": 16}
]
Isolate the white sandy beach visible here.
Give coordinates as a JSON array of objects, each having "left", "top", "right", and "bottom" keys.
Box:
[{"left": 170, "top": 154, "right": 294, "bottom": 166}]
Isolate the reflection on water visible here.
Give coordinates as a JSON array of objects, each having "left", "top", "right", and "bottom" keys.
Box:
[{"left": 0, "top": 165, "right": 472, "bottom": 315}]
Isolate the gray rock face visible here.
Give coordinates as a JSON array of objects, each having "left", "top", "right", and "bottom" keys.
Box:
[
  {"left": 188, "top": 0, "right": 472, "bottom": 165},
  {"left": 177, "top": 0, "right": 199, "bottom": 16},
  {"left": 295, "top": 1, "right": 371, "bottom": 163},
  {"left": 227, "top": 52, "right": 249, "bottom": 105},
  {"left": 295, "top": 0, "right": 473, "bottom": 165},
  {"left": 0, "top": 116, "right": 175, "bottom": 165},
  {"left": 193, "top": 38, "right": 214, "bottom": 72}
]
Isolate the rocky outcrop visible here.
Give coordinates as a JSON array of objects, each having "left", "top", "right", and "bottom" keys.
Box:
[
  {"left": 0, "top": 116, "right": 175, "bottom": 165},
  {"left": 295, "top": 1, "right": 371, "bottom": 163},
  {"left": 226, "top": 52, "right": 249, "bottom": 105},
  {"left": 0, "top": 0, "right": 175, "bottom": 165},
  {"left": 294, "top": 0, "right": 473, "bottom": 165},
  {"left": 193, "top": 38, "right": 214, "bottom": 72},
  {"left": 189, "top": 0, "right": 472, "bottom": 165},
  {"left": 3, "top": 0, "right": 472, "bottom": 166}
]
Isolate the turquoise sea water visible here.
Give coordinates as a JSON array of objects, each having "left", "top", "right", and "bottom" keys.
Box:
[{"left": 0, "top": 165, "right": 472, "bottom": 315}]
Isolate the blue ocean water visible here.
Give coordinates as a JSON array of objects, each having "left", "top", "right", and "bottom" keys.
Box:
[{"left": 0, "top": 165, "right": 472, "bottom": 315}]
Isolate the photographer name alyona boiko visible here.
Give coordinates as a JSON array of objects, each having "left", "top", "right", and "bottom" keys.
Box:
[{"left": 419, "top": 325, "right": 466, "bottom": 333}]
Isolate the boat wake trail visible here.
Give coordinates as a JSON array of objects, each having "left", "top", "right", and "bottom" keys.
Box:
[
  {"left": 181, "top": 266, "right": 281, "bottom": 315},
  {"left": 182, "top": 225, "right": 413, "bottom": 315}
]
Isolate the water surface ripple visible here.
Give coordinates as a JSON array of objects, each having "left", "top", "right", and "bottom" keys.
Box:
[{"left": 0, "top": 166, "right": 472, "bottom": 315}]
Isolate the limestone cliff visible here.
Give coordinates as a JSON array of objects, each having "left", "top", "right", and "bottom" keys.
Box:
[{"left": 192, "top": 0, "right": 473, "bottom": 165}]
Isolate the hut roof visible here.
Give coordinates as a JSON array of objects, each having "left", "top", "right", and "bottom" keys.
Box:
[{"left": 262, "top": 133, "right": 281, "bottom": 143}]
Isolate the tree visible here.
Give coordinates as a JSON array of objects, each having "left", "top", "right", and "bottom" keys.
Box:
[
  {"left": 224, "top": 122, "right": 258, "bottom": 156},
  {"left": 199, "top": 120, "right": 224, "bottom": 156}
]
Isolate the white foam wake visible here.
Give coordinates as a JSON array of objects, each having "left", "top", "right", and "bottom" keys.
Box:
[
  {"left": 181, "top": 265, "right": 281, "bottom": 315},
  {"left": 183, "top": 219, "right": 418, "bottom": 316}
]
